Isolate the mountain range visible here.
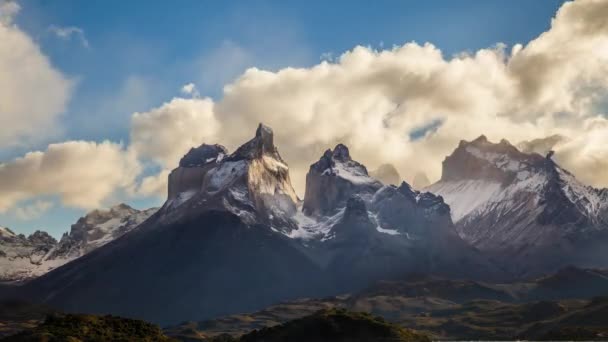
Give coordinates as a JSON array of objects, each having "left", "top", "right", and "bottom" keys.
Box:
[
  {"left": 2, "top": 124, "right": 607, "bottom": 328},
  {"left": 0, "top": 204, "right": 156, "bottom": 283}
]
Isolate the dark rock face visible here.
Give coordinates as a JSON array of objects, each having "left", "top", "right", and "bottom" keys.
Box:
[
  {"left": 228, "top": 123, "right": 281, "bottom": 161},
  {"left": 26, "top": 231, "right": 57, "bottom": 246},
  {"left": 303, "top": 144, "right": 382, "bottom": 216},
  {"left": 371, "top": 183, "right": 451, "bottom": 238},
  {"left": 179, "top": 144, "right": 228, "bottom": 167},
  {"left": 24, "top": 211, "right": 327, "bottom": 325}
]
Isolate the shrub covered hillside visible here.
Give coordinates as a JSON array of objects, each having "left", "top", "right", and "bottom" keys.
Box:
[
  {"left": 206, "top": 308, "right": 430, "bottom": 342},
  {"left": 1, "top": 313, "right": 175, "bottom": 342}
]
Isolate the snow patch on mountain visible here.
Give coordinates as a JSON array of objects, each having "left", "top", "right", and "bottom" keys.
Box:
[
  {"left": 0, "top": 204, "right": 157, "bottom": 282},
  {"left": 289, "top": 207, "right": 344, "bottom": 240},
  {"left": 324, "top": 161, "right": 378, "bottom": 186},
  {"left": 556, "top": 167, "right": 605, "bottom": 217},
  {"left": 428, "top": 180, "right": 502, "bottom": 222}
]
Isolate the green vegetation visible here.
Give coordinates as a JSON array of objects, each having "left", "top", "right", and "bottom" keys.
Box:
[
  {"left": 211, "top": 308, "right": 430, "bottom": 342},
  {"left": 1, "top": 313, "right": 175, "bottom": 342}
]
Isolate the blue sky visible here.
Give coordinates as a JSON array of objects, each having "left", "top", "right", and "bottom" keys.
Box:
[{"left": 2, "top": 0, "right": 569, "bottom": 237}]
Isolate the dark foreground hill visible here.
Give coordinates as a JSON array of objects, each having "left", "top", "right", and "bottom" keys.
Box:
[
  {"left": 166, "top": 267, "right": 608, "bottom": 341},
  {"left": 236, "top": 309, "right": 430, "bottom": 342},
  {"left": 1, "top": 313, "right": 174, "bottom": 342}
]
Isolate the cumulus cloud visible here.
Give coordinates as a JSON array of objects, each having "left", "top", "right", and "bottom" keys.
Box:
[
  {"left": 128, "top": 98, "right": 219, "bottom": 196},
  {"left": 0, "top": 1, "right": 72, "bottom": 147},
  {"left": 48, "top": 25, "right": 90, "bottom": 48},
  {"left": 180, "top": 83, "right": 199, "bottom": 98},
  {"left": 130, "top": 97, "right": 219, "bottom": 168},
  {"left": 0, "top": 0, "right": 19, "bottom": 25},
  {"left": 3, "top": 0, "right": 608, "bottom": 214},
  {"left": 131, "top": 0, "right": 608, "bottom": 193},
  {"left": 0, "top": 141, "right": 140, "bottom": 212}
]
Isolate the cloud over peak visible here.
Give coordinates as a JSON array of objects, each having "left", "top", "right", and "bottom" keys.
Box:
[{"left": 1, "top": 0, "right": 608, "bottom": 212}]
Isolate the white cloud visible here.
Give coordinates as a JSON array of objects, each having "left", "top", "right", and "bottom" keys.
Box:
[
  {"left": 0, "top": 0, "right": 19, "bottom": 25},
  {"left": 180, "top": 83, "right": 199, "bottom": 98},
  {"left": 134, "top": 0, "right": 608, "bottom": 193},
  {"left": 0, "top": 2, "right": 73, "bottom": 147},
  {"left": 3, "top": 0, "right": 608, "bottom": 214},
  {"left": 48, "top": 25, "right": 90, "bottom": 48},
  {"left": 0, "top": 141, "right": 140, "bottom": 212},
  {"left": 130, "top": 97, "right": 220, "bottom": 168},
  {"left": 14, "top": 200, "right": 53, "bottom": 220},
  {"left": 136, "top": 170, "right": 170, "bottom": 198}
]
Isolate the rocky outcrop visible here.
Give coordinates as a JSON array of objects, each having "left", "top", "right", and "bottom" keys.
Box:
[
  {"left": 0, "top": 229, "right": 58, "bottom": 283},
  {"left": 168, "top": 144, "right": 228, "bottom": 200},
  {"left": 302, "top": 144, "right": 382, "bottom": 216}
]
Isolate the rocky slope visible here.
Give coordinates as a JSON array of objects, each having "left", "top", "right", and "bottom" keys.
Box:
[
  {"left": 0, "top": 204, "right": 156, "bottom": 282},
  {"left": 427, "top": 135, "right": 608, "bottom": 276},
  {"left": 20, "top": 124, "right": 500, "bottom": 325}
]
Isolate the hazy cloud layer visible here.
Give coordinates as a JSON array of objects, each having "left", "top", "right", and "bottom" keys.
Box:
[
  {"left": 14, "top": 200, "right": 53, "bottom": 220},
  {"left": 0, "top": 1, "right": 72, "bottom": 147},
  {"left": 48, "top": 25, "right": 90, "bottom": 48},
  {"left": 1, "top": 0, "right": 608, "bottom": 210}
]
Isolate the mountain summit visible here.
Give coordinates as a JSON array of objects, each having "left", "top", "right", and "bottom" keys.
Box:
[
  {"left": 427, "top": 136, "right": 608, "bottom": 275},
  {"left": 164, "top": 123, "right": 298, "bottom": 231},
  {"left": 22, "top": 124, "right": 499, "bottom": 324}
]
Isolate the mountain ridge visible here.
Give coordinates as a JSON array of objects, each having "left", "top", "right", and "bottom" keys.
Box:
[{"left": 427, "top": 135, "right": 608, "bottom": 276}]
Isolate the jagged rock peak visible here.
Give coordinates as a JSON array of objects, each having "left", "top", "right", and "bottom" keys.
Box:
[
  {"left": 27, "top": 231, "right": 57, "bottom": 245},
  {"left": 472, "top": 134, "right": 488, "bottom": 144},
  {"left": 332, "top": 144, "right": 351, "bottom": 161},
  {"left": 440, "top": 135, "right": 545, "bottom": 183},
  {"left": 229, "top": 123, "right": 280, "bottom": 161},
  {"left": 303, "top": 143, "right": 382, "bottom": 216},
  {"left": 179, "top": 144, "right": 228, "bottom": 167}
]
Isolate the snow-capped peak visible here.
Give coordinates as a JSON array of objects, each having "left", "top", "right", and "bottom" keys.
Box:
[
  {"left": 427, "top": 135, "right": 608, "bottom": 269},
  {"left": 163, "top": 123, "right": 299, "bottom": 230},
  {"left": 0, "top": 204, "right": 156, "bottom": 282},
  {"left": 302, "top": 144, "right": 382, "bottom": 216}
]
